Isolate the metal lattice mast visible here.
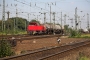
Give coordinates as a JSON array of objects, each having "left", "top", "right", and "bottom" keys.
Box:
[
  {"left": 53, "top": 12, "right": 55, "bottom": 34},
  {"left": 44, "top": 13, "right": 46, "bottom": 24},
  {"left": 15, "top": 4, "right": 18, "bottom": 31},
  {"left": 7, "top": 11, "right": 10, "bottom": 20},
  {"left": 75, "top": 7, "right": 77, "bottom": 30},
  {"left": 2, "top": 0, "right": 5, "bottom": 31},
  {"left": 64, "top": 14, "right": 66, "bottom": 26},
  {"left": 53, "top": 12, "right": 55, "bottom": 28},
  {"left": 6, "top": 11, "right": 10, "bottom": 30},
  {"left": 87, "top": 13, "right": 89, "bottom": 29},
  {"left": 50, "top": 5, "right": 51, "bottom": 28},
  {"left": 16, "top": 8, "right": 18, "bottom": 30},
  {"left": 60, "top": 11, "right": 63, "bottom": 34}
]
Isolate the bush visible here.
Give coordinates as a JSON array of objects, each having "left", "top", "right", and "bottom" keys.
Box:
[
  {"left": 77, "top": 52, "right": 89, "bottom": 60},
  {"left": 69, "top": 29, "right": 81, "bottom": 38},
  {"left": 0, "top": 39, "right": 14, "bottom": 58}
]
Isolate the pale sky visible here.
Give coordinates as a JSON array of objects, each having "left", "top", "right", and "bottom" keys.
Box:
[{"left": 0, "top": 0, "right": 90, "bottom": 29}]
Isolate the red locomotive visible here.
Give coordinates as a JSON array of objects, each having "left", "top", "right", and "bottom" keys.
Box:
[
  {"left": 27, "top": 22, "right": 46, "bottom": 35},
  {"left": 27, "top": 22, "right": 64, "bottom": 35}
]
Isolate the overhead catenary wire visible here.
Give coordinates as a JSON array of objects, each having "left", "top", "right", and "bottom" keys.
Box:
[
  {"left": 14, "top": 0, "right": 49, "bottom": 12},
  {"left": 14, "top": 0, "right": 61, "bottom": 23},
  {"left": 2, "top": 2, "right": 38, "bottom": 20},
  {"left": 0, "top": 0, "right": 89, "bottom": 30}
]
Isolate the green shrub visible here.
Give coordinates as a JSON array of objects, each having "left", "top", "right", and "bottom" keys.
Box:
[
  {"left": 69, "top": 29, "right": 81, "bottom": 38},
  {"left": 79, "top": 57, "right": 89, "bottom": 60},
  {"left": 0, "top": 39, "right": 14, "bottom": 58},
  {"left": 77, "top": 52, "right": 90, "bottom": 60}
]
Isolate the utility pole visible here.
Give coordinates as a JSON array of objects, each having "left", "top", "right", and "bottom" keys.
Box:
[
  {"left": 78, "top": 16, "right": 80, "bottom": 30},
  {"left": 64, "top": 14, "right": 66, "bottom": 26},
  {"left": 28, "top": 13, "right": 29, "bottom": 25},
  {"left": 61, "top": 12, "right": 62, "bottom": 31},
  {"left": 70, "top": 18, "right": 73, "bottom": 29},
  {"left": 14, "top": 19, "right": 15, "bottom": 33},
  {"left": 44, "top": 13, "right": 46, "bottom": 24},
  {"left": 15, "top": 4, "right": 18, "bottom": 31},
  {"left": 75, "top": 7, "right": 78, "bottom": 30},
  {"left": 7, "top": 11, "right": 10, "bottom": 31},
  {"left": 7, "top": 11, "right": 10, "bottom": 20},
  {"left": 60, "top": 12, "right": 63, "bottom": 34},
  {"left": 53, "top": 12, "right": 55, "bottom": 28},
  {"left": 80, "top": 11, "right": 83, "bottom": 29},
  {"left": 39, "top": 12, "right": 47, "bottom": 24},
  {"left": 87, "top": 13, "right": 89, "bottom": 29},
  {"left": 2, "top": 0, "right": 5, "bottom": 32},
  {"left": 25, "top": 20, "right": 26, "bottom": 31},
  {"left": 80, "top": 20, "right": 81, "bottom": 29},
  {"left": 79, "top": 16, "right": 81, "bottom": 30},
  {"left": 25, "top": 13, "right": 29, "bottom": 31},
  {"left": 37, "top": 15, "right": 38, "bottom": 21},
  {"left": 50, "top": 5, "right": 51, "bottom": 28},
  {"left": 53, "top": 12, "right": 55, "bottom": 34},
  {"left": 16, "top": 8, "right": 18, "bottom": 29}
]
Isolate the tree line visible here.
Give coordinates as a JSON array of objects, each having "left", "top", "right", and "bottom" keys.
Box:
[{"left": 0, "top": 17, "right": 29, "bottom": 34}]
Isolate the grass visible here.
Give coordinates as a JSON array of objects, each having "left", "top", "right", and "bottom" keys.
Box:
[
  {"left": 79, "top": 56, "right": 90, "bottom": 60},
  {"left": 69, "top": 34, "right": 90, "bottom": 38},
  {"left": 0, "top": 31, "right": 27, "bottom": 35},
  {"left": 78, "top": 52, "right": 90, "bottom": 60},
  {"left": 81, "top": 34, "right": 90, "bottom": 37}
]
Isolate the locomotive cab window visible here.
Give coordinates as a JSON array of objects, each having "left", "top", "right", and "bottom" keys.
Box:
[{"left": 29, "top": 22, "right": 40, "bottom": 26}]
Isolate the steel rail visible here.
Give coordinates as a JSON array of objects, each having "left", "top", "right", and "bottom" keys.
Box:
[
  {"left": 0, "top": 40, "right": 90, "bottom": 60},
  {"left": 0, "top": 34, "right": 61, "bottom": 40},
  {"left": 39, "top": 40, "right": 90, "bottom": 60}
]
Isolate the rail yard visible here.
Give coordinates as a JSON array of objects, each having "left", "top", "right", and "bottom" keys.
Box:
[
  {"left": 0, "top": 36, "right": 90, "bottom": 60},
  {"left": 0, "top": 34, "right": 90, "bottom": 60},
  {"left": 0, "top": 0, "right": 90, "bottom": 60}
]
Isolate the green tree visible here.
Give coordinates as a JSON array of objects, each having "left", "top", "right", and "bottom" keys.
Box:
[
  {"left": 0, "top": 40, "right": 14, "bottom": 58},
  {"left": 6, "top": 17, "right": 28, "bottom": 33},
  {"left": 30, "top": 19, "right": 40, "bottom": 24},
  {"left": 8, "top": 17, "right": 28, "bottom": 30},
  {"left": 0, "top": 17, "right": 29, "bottom": 34}
]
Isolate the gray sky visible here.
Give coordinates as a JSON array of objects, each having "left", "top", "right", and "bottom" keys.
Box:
[{"left": 0, "top": 0, "right": 90, "bottom": 29}]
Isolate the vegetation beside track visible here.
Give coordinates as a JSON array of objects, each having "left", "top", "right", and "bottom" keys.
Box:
[
  {"left": 79, "top": 56, "right": 89, "bottom": 60},
  {"left": 0, "top": 39, "right": 15, "bottom": 58},
  {"left": 68, "top": 29, "right": 90, "bottom": 38},
  {"left": 80, "top": 34, "right": 90, "bottom": 38},
  {"left": 0, "top": 31, "right": 27, "bottom": 35},
  {"left": 69, "top": 34, "right": 90, "bottom": 38},
  {"left": 0, "top": 18, "right": 42, "bottom": 35},
  {"left": 77, "top": 52, "right": 90, "bottom": 60}
]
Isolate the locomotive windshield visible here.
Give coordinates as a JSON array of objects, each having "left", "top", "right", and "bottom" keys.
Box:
[{"left": 29, "top": 22, "right": 40, "bottom": 25}]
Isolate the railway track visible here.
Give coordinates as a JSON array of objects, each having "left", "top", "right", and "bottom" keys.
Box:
[
  {"left": 0, "top": 34, "right": 61, "bottom": 38},
  {"left": 0, "top": 39, "right": 90, "bottom": 60},
  {"left": 0, "top": 34, "right": 31, "bottom": 39},
  {"left": 0, "top": 34, "right": 61, "bottom": 47},
  {"left": 0, "top": 34, "right": 61, "bottom": 41}
]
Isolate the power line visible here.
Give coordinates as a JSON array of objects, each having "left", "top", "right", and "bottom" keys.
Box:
[
  {"left": 1, "top": 3, "right": 36, "bottom": 20},
  {"left": 14, "top": 0, "right": 49, "bottom": 12}
]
